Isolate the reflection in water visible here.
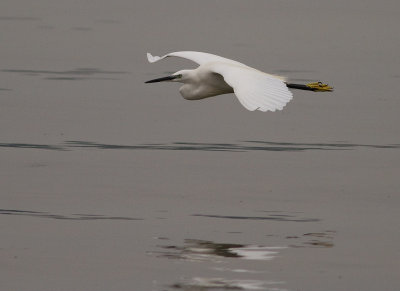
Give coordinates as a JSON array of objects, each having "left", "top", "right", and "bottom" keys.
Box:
[
  {"left": 171, "top": 277, "right": 287, "bottom": 291},
  {"left": 193, "top": 213, "right": 320, "bottom": 222},
  {"left": 287, "top": 231, "right": 335, "bottom": 248},
  {"left": 156, "top": 240, "right": 242, "bottom": 261},
  {"left": 1, "top": 140, "right": 399, "bottom": 152},
  {"left": 67, "top": 140, "right": 400, "bottom": 151},
  {"left": 0, "top": 143, "right": 65, "bottom": 151},
  {"left": 244, "top": 140, "right": 400, "bottom": 150},
  {"left": 155, "top": 239, "right": 287, "bottom": 291},
  {"left": 154, "top": 230, "right": 335, "bottom": 290},
  {"left": 211, "top": 267, "right": 264, "bottom": 274},
  {"left": 1, "top": 68, "right": 126, "bottom": 81},
  {"left": 155, "top": 239, "right": 285, "bottom": 262},
  {"left": 232, "top": 246, "right": 286, "bottom": 261},
  {"left": 67, "top": 141, "right": 247, "bottom": 152},
  {"left": 0, "top": 209, "right": 142, "bottom": 221}
]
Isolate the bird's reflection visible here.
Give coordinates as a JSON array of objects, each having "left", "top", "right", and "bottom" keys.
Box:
[{"left": 154, "top": 239, "right": 286, "bottom": 262}]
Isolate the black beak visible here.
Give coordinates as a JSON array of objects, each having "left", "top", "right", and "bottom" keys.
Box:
[{"left": 145, "top": 75, "right": 179, "bottom": 83}]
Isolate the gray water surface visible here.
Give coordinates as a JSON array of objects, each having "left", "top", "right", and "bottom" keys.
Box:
[{"left": 1, "top": 1, "right": 399, "bottom": 290}]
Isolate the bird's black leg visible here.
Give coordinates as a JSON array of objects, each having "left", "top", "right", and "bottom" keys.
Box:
[{"left": 286, "top": 82, "right": 333, "bottom": 92}]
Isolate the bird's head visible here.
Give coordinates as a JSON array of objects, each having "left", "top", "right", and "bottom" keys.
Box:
[{"left": 145, "top": 70, "right": 191, "bottom": 84}]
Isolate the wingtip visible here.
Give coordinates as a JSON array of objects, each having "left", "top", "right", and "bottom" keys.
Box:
[
  {"left": 146, "top": 52, "right": 160, "bottom": 63},
  {"left": 146, "top": 52, "right": 153, "bottom": 63}
]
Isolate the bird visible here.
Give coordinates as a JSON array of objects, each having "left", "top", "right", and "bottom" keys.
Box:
[{"left": 145, "top": 51, "right": 333, "bottom": 112}]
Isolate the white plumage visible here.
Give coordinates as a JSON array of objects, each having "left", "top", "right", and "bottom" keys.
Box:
[{"left": 145, "top": 51, "right": 293, "bottom": 112}]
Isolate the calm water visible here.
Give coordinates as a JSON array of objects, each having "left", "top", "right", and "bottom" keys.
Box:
[{"left": 1, "top": 0, "right": 400, "bottom": 290}]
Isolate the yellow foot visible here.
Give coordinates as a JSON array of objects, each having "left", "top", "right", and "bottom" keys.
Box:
[{"left": 306, "top": 82, "right": 334, "bottom": 92}]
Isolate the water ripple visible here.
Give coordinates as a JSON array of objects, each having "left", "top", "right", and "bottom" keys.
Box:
[
  {"left": 0, "top": 209, "right": 142, "bottom": 221},
  {"left": 2, "top": 140, "right": 398, "bottom": 152}
]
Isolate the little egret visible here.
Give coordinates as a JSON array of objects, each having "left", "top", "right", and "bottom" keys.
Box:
[{"left": 145, "top": 51, "right": 333, "bottom": 112}]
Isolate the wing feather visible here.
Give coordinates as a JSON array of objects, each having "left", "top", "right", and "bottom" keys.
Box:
[
  {"left": 147, "top": 51, "right": 248, "bottom": 67},
  {"left": 210, "top": 64, "right": 293, "bottom": 112}
]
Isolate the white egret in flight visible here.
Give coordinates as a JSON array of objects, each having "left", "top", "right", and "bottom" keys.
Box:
[{"left": 145, "top": 51, "right": 332, "bottom": 112}]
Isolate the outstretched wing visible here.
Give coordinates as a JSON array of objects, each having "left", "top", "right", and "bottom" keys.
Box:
[
  {"left": 147, "top": 51, "right": 248, "bottom": 67},
  {"left": 211, "top": 63, "right": 293, "bottom": 112}
]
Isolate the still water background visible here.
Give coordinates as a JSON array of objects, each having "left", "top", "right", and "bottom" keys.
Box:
[{"left": 1, "top": 0, "right": 399, "bottom": 290}]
